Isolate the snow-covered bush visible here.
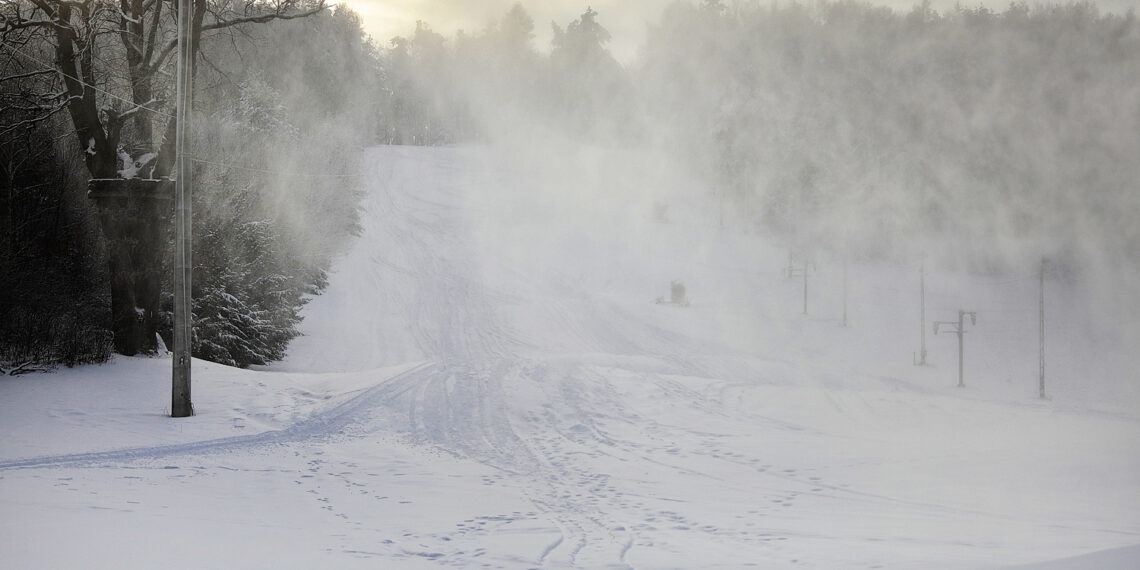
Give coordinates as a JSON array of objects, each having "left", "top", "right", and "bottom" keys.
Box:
[
  {"left": 190, "top": 221, "right": 305, "bottom": 368},
  {"left": 158, "top": 7, "right": 372, "bottom": 368}
]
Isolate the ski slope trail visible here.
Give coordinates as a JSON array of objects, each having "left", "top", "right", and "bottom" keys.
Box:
[
  {"left": 2, "top": 146, "right": 1138, "bottom": 569},
  {"left": 281, "top": 146, "right": 1140, "bottom": 568}
]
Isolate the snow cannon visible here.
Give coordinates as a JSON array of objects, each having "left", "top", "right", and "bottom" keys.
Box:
[
  {"left": 671, "top": 281, "right": 687, "bottom": 305},
  {"left": 655, "top": 280, "right": 690, "bottom": 307}
]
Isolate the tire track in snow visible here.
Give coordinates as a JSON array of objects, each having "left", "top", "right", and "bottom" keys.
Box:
[
  {"left": 0, "top": 362, "right": 437, "bottom": 471},
  {"left": 290, "top": 149, "right": 620, "bottom": 566}
]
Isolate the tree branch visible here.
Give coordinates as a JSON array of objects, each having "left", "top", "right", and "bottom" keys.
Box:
[
  {"left": 117, "top": 98, "right": 160, "bottom": 121},
  {"left": 0, "top": 19, "right": 61, "bottom": 33},
  {"left": 0, "top": 68, "right": 58, "bottom": 83},
  {"left": 148, "top": 33, "right": 179, "bottom": 77},
  {"left": 115, "top": 0, "right": 140, "bottom": 24},
  {"left": 150, "top": 1, "right": 325, "bottom": 76},
  {"left": 1, "top": 92, "right": 71, "bottom": 112},
  {"left": 200, "top": 2, "right": 326, "bottom": 33},
  {"left": 142, "top": 0, "right": 163, "bottom": 64},
  {"left": 0, "top": 97, "right": 74, "bottom": 138},
  {"left": 1, "top": 360, "right": 50, "bottom": 376}
]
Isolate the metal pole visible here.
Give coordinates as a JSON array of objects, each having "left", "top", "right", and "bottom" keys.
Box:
[
  {"left": 841, "top": 254, "right": 848, "bottom": 327},
  {"left": 171, "top": 0, "right": 194, "bottom": 418},
  {"left": 919, "top": 258, "right": 927, "bottom": 365},
  {"left": 718, "top": 186, "right": 725, "bottom": 229},
  {"left": 802, "top": 259, "right": 809, "bottom": 315},
  {"left": 957, "top": 310, "right": 965, "bottom": 388},
  {"left": 1039, "top": 257, "right": 1046, "bottom": 399}
]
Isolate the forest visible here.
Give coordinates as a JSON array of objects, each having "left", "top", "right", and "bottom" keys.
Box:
[{"left": 2, "top": 0, "right": 1137, "bottom": 371}]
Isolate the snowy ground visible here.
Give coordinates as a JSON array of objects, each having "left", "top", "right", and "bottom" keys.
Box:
[{"left": 2, "top": 145, "right": 1138, "bottom": 569}]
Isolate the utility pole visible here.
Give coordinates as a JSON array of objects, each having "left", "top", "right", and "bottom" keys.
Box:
[
  {"left": 1039, "top": 257, "right": 1046, "bottom": 399},
  {"left": 803, "top": 259, "right": 809, "bottom": 315},
  {"left": 841, "top": 254, "right": 849, "bottom": 327},
  {"left": 935, "top": 310, "right": 977, "bottom": 388},
  {"left": 718, "top": 186, "right": 726, "bottom": 229},
  {"left": 171, "top": 0, "right": 194, "bottom": 418},
  {"left": 917, "top": 258, "right": 928, "bottom": 365},
  {"left": 785, "top": 253, "right": 812, "bottom": 315}
]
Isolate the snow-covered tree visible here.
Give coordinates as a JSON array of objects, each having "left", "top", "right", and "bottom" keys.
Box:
[
  {"left": 0, "top": 0, "right": 327, "bottom": 356},
  {"left": 548, "top": 7, "right": 627, "bottom": 137},
  {"left": 191, "top": 220, "right": 303, "bottom": 368}
]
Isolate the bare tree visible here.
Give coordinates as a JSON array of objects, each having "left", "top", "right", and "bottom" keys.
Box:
[
  {"left": 3, "top": 0, "right": 325, "bottom": 177},
  {"left": 1, "top": 0, "right": 326, "bottom": 354}
]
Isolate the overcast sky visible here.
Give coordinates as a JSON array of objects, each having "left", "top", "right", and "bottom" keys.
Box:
[{"left": 343, "top": 0, "right": 1140, "bottom": 63}]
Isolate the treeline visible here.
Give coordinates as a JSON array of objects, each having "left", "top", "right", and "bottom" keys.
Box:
[
  {"left": 377, "top": 5, "right": 632, "bottom": 143},
  {"left": 3, "top": 0, "right": 1137, "bottom": 370},
  {"left": 0, "top": 112, "right": 109, "bottom": 372},
  {"left": 639, "top": 0, "right": 1140, "bottom": 272},
  {"left": 1, "top": 3, "right": 378, "bottom": 370},
  {"left": 178, "top": 6, "right": 379, "bottom": 367},
  {"left": 391, "top": 0, "right": 1139, "bottom": 311}
]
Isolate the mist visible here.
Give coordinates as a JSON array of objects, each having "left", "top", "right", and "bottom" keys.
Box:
[
  {"left": 4, "top": 0, "right": 1140, "bottom": 567},
  {"left": 377, "top": 0, "right": 1140, "bottom": 402}
]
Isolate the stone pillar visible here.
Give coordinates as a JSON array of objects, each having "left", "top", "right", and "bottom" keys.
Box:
[{"left": 88, "top": 178, "right": 173, "bottom": 356}]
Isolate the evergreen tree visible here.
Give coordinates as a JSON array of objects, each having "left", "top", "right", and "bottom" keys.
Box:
[
  {"left": 548, "top": 7, "right": 627, "bottom": 137},
  {"left": 192, "top": 220, "right": 304, "bottom": 368}
]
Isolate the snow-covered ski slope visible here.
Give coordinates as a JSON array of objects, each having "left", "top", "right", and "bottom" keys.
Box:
[{"left": 2, "top": 145, "right": 1138, "bottom": 569}]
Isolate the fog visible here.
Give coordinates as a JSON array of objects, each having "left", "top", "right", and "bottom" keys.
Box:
[
  {"left": 346, "top": 0, "right": 1140, "bottom": 63},
  {"left": 35, "top": 0, "right": 1122, "bottom": 391},
  {"left": 370, "top": 0, "right": 1140, "bottom": 397},
  {"left": 3, "top": 1, "right": 1139, "bottom": 565},
  {"left": 346, "top": 0, "right": 666, "bottom": 63}
]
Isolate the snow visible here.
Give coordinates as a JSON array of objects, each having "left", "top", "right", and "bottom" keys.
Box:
[{"left": 3, "top": 145, "right": 1138, "bottom": 568}]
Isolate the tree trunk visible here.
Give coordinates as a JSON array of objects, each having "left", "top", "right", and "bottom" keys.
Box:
[
  {"left": 50, "top": 1, "right": 174, "bottom": 355},
  {"left": 55, "top": 3, "right": 118, "bottom": 179}
]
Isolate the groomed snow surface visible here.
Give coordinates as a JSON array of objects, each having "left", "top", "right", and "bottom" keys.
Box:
[{"left": 3, "top": 146, "right": 1138, "bottom": 569}]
